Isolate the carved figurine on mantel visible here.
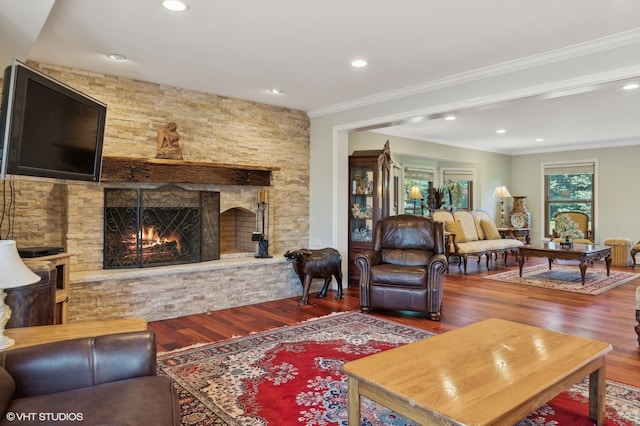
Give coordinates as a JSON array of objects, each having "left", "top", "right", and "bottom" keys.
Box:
[{"left": 156, "top": 122, "right": 183, "bottom": 160}]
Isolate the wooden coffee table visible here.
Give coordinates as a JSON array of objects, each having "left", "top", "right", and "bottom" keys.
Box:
[
  {"left": 518, "top": 241, "right": 611, "bottom": 285},
  {"left": 342, "top": 318, "right": 611, "bottom": 425}
]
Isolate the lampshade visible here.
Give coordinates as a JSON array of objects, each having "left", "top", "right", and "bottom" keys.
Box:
[
  {"left": 493, "top": 185, "right": 512, "bottom": 198},
  {"left": 408, "top": 185, "right": 423, "bottom": 200},
  {"left": 0, "top": 240, "right": 39, "bottom": 289}
]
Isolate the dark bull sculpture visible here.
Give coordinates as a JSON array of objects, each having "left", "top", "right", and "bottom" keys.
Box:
[{"left": 284, "top": 248, "right": 344, "bottom": 305}]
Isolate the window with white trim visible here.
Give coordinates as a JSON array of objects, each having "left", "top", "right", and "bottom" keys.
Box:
[
  {"left": 441, "top": 168, "right": 474, "bottom": 210},
  {"left": 404, "top": 168, "right": 434, "bottom": 215},
  {"left": 543, "top": 161, "right": 595, "bottom": 238}
]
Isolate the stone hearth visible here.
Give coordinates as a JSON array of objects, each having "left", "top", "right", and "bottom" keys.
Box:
[{"left": 68, "top": 256, "right": 318, "bottom": 322}]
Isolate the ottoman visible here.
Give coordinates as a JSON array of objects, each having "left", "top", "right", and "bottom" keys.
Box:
[{"left": 603, "top": 238, "right": 633, "bottom": 267}]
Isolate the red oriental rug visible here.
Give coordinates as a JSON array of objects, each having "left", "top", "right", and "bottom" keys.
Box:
[{"left": 157, "top": 312, "right": 640, "bottom": 425}]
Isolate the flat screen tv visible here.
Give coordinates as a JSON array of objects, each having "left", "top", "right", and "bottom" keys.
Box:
[{"left": 0, "top": 61, "right": 106, "bottom": 182}]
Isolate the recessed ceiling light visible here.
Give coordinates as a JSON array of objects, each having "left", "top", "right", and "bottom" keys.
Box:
[
  {"left": 351, "top": 59, "right": 368, "bottom": 68},
  {"left": 269, "top": 88, "right": 283, "bottom": 95},
  {"left": 444, "top": 115, "right": 456, "bottom": 121},
  {"left": 622, "top": 83, "right": 639, "bottom": 90},
  {"left": 162, "top": 0, "right": 189, "bottom": 12},
  {"left": 107, "top": 53, "right": 126, "bottom": 61},
  {"left": 496, "top": 129, "right": 506, "bottom": 134},
  {"left": 535, "top": 138, "right": 544, "bottom": 142}
]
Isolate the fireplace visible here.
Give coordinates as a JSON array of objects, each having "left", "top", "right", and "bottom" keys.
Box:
[{"left": 104, "top": 186, "right": 220, "bottom": 268}]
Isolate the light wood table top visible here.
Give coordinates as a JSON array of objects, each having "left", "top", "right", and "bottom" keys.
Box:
[
  {"left": 4, "top": 318, "right": 147, "bottom": 350},
  {"left": 343, "top": 318, "right": 612, "bottom": 426}
]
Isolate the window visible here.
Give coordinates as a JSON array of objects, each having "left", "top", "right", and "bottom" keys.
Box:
[
  {"left": 544, "top": 162, "right": 595, "bottom": 237},
  {"left": 404, "top": 168, "right": 434, "bottom": 215},
  {"left": 442, "top": 169, "right": 474, "bottom": 210}
]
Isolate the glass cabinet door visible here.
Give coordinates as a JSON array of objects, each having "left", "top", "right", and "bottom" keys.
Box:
[
  {"left": 348, "top": 142, "right": 391, "bottom": 288},
  {"left": 350, "top": 165, "right": 375, "bottom": 243}
]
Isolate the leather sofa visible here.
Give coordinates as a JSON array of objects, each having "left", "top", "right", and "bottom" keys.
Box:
[
  {"left": 355, "top": 214, "right": 448, "bottom": 320},
  {"left": 0, "top": 330, "right": 180, "bottom": 425}
]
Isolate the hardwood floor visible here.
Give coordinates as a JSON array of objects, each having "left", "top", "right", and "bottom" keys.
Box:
[{"left": 148, "top": 257, "right": 640, "bottom": 387}]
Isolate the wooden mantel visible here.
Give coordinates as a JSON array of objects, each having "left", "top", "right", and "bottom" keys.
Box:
[{"left": 101, "top": 156, "right": 279, "bottom": 186}]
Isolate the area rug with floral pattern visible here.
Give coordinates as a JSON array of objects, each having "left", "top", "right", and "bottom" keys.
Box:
[
  {"left": 157, "top": 312, "right": 640, "bottom": 425},
  {"left": 483, "top": 264, "right": 640, "bottom": 295}
]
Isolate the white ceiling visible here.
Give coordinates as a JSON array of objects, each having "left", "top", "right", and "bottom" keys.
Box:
[{"left": 2, "top": 0, "right": 640, "bottom": 154}]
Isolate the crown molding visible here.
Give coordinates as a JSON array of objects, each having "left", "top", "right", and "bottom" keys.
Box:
[{"left": 308, "top": 28, "right": 640, "bottom": 118}]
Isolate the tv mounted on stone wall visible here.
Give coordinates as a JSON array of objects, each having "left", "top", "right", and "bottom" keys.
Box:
[{"left": 0, "top": 60, "right": 107, "bottom": 182}]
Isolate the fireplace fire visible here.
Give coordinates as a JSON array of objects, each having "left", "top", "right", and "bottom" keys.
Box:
[
  {"left": 121, "top": 226, "right": 182, "bottom": 263},
  {"left": 104, "top": 186, "right": 220, "bottom": 268}
]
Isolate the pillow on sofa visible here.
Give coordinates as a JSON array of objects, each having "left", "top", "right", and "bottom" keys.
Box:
[
  {"left": 472, "top": 210, "right": 492, "bottom": 239},
  {"left": 445, "top": 220, "right": 468, "bottom": 243},
  {"left": 480, "top": 220, "right": 502, "bottom": 240}
]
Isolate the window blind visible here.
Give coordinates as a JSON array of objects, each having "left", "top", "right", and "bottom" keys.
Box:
[
  {"left": 543, "top": 162, "right": 595, "bottom": 175},
  {"left": 404, "top": 168, "right": 435, "bottom": 182},
  {"left": 442, "top": 169, "right": 474, "bottom": 182}
]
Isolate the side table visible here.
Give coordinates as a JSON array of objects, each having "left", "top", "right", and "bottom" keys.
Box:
[
  {"left": 498, "top": 227, "right": 530, "bottom": 244},
  {"left": 23, "top": 252, "right": 73, "bottom": 324},
  {"left": 3, "top": 318, "right": 147, "bottom": 350}
]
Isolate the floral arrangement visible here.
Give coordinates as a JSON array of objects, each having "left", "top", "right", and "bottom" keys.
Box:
[
  {"left": 554, "top": 214, "right": 584, "bottom": 240},
  {"left": 441, "top": 180, "right": 463, "bottom": 210}
]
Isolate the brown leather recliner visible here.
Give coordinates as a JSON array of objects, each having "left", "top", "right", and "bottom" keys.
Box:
[
  {"left": 355, "top": 214, "right": 448, "bottom": 320},
  {"left": 0, "top": 330, "right": 180, "bottom": 426}
]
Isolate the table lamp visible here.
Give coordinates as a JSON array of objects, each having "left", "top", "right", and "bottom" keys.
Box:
[
  {"left": 408, "top": 185, "right": 423, "bottom": 214},
  {"left": 0, "top": 240, "right": 40, "bottom": 349},
  {"left": 493, "top": 185, "right": 512, "bottom": 227}
]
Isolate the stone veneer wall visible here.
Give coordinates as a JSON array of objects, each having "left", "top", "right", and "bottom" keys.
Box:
[
  {"left": 70, "top": 257, "right": 322, "bottom": 322},
  {"left": 220, "top": 208, "right": 257, "bottom": 254},
  {"left": 0, "top": 62, "right": 312, "bottom": 321},
  {"left": 0, "top": 179, "right": 67, "bottom": 246}
]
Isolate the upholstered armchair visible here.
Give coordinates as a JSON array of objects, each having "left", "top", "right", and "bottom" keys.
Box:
[
  {"left": 355, "top": 214, "right": 448, "bottom": 320},
  {"left": 553, "top": 211, "right": 593, "bottom": 243},
  {"left": 631, "top": 241, "right": 640, "bottom": 268},
  {"left": 635, "top": 286, "right": 640, "bottom": 345}
]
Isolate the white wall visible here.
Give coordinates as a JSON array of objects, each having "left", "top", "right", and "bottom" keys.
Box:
[
  {"left": 510, "top": 145, "right": 640, "bottom": 243},
  {"left": 348, "top": 131, "right": 512, "bottom": 219},
  {"left": 309, "top": 41, "right": 640, "bottom": 265}
]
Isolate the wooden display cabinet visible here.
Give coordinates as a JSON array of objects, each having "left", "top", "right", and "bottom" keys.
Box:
[
  {"left": 348, "top": 143, "right": 391, "bottom": 287},
  {"left": 24, "top": 253, "right": 72, "bottom": 324}
]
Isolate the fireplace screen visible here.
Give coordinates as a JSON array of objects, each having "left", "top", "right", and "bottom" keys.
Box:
[{"left": 104, "top": 186, "right": 220, "bottom": 269}]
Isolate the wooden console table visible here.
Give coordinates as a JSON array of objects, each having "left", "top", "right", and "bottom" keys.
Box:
[
  {"left": 498, "top": 227, "right": 530, "bottom": 244},
  {"left": 3, "top": 318, "right": 147, "bottom": 350},
  {"left": 23, "top": 252, "right": 73, "bottom": 324}
]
